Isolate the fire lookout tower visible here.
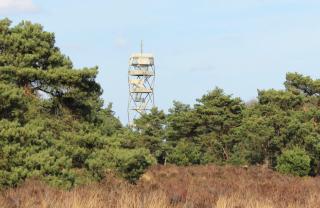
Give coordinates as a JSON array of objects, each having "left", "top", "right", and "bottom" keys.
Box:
[{"left": 127, "top": 43, "right": 155, "bottom": 125}]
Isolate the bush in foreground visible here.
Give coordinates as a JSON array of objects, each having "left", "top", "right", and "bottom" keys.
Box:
[{"left": 276, "top": 147, "right": 311, "bottom": 176}]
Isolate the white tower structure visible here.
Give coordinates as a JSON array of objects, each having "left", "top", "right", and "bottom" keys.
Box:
[{"left": 128, "top": 43, "right": 155, "bottom": 125}]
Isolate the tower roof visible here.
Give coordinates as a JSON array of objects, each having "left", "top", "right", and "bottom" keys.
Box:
[{"left": 130, "top": 53, "right": 154, "bottom": 58}]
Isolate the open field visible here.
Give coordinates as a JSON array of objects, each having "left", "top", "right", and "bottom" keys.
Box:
[{"left": 1, "top": 165, "right": 320, "bottom": 208}]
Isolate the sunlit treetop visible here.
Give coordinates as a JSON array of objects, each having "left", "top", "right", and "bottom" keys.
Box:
[{"left": 0, "top": 18, "right": 72, "bottom": 70}]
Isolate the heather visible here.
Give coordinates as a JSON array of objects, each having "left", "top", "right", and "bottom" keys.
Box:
[{"left": 1, "top": 165, "right": 319, "bottom": 208}]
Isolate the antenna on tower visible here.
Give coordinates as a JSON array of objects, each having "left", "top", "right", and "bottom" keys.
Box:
[
  {"left": 128, "top": 43, "right": 155, "bottom": 126},
  {"left": 140, "top": 40, "right": 143, "bottom": 54}
]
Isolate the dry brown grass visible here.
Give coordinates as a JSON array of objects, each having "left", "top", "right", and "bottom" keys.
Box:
[{"left": 1, "top": 164, "right": 320, "bottom": 208}]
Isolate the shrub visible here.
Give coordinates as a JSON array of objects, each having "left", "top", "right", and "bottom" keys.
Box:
[
  {"left": 86, "top": 148, "right": 156, "bottom": 183},
  {"left": 166, "top": 141, "right": 201, "bottom": 166},
  {"left": 276, "top": 147, "right": 311, "bottom": 176}
]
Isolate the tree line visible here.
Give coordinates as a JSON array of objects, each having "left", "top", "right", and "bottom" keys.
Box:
[{"left": 0, "top": 19, "right": 319, "bottom": 188}]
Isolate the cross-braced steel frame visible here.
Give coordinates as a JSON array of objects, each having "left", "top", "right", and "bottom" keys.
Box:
[{"left": 128, "top": 57, "right": 155, "bottom": 126}]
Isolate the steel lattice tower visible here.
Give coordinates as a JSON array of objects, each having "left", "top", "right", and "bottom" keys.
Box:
[{"left": 128, "top": 43, "right": 155, "bottom": 125}]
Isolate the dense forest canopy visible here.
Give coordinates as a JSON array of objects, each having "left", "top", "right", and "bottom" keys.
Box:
[{"left": 1, "top": 18, "right": 320, "bottom": 188}]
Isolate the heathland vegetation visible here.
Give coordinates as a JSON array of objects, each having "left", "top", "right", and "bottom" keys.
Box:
[
  {"left": 2, "top": 165, "right": 320, "bottom": 208},
  {"left": 1, "top": 18, "right": 320, "bottom": 199}
]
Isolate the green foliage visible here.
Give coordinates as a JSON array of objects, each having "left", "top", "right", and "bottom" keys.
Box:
[
  {"left": 285, "top": 72, "right": 320, "bottom": 96},
  {"left": 133, "top": 108, "right": 167, "bottom": 163},
  {"left": 0, "top": 66, "right": 103, "bottom": 122},
  {"left": 166, "top": 140, "right": 201, "bottom": 165},
  {"left": 276, "top": 147, "right": 311, "bottom": 176},
  {"left": 0, "top": 18, "right": 72, "bottom": 69},
  {"left": 86, "top": 148, "right": 156, "bottom": 182},
  {"left": 0, "top": 19, "right": 152, "bottom": 189},
  {"left": 0, "top": 83, "right": 28, "bottom": 121},
  {"left": 166, "top": 101, "right": 197, "bottom": 140},
  {"left": 194, "top": 87, "right": 244, "bottom": 136},
  {"left": 258, "top": 89, "right": 303, "bottom": 110},
  {"left": 164, "top": 88, "right": 244, "bottom": 164},
  {"left": 133, "top": 75, "right": 320, "bottom": 177}
]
